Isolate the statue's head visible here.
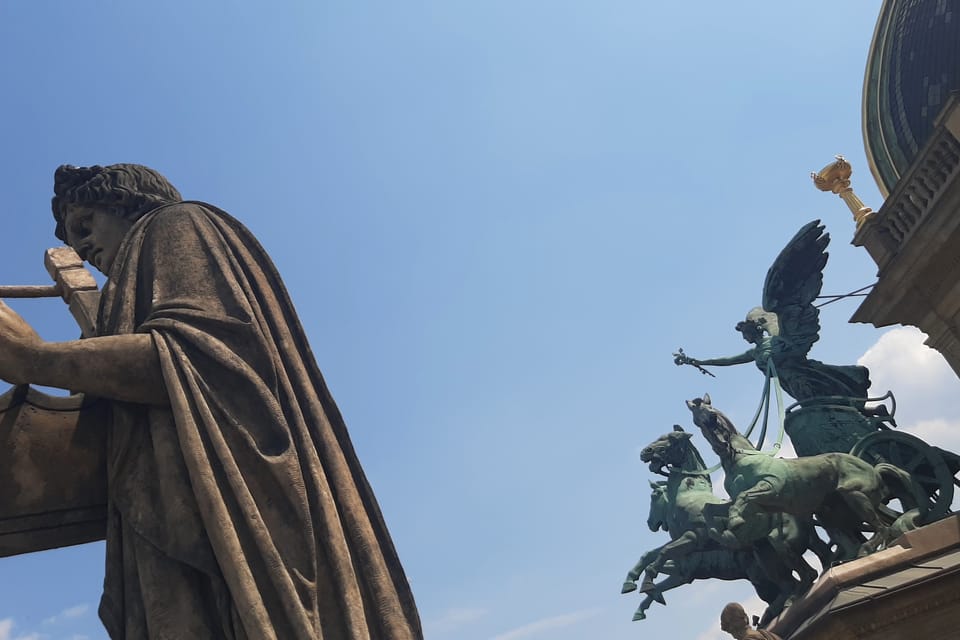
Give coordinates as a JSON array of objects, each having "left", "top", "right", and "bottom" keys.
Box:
[
  {"left": 735, "top": 307, "right": 779, "bottom": 344},
  {"left": 720, "top": 602, "right": 750, "bottom": 638},
  {"left": 52, "top": 164, "right": 182, "bottom": 240},
  {"left": 51, "top": 164, "right": 182, "bottom": 275}
]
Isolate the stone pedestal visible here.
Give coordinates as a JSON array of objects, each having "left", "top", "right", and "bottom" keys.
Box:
[{"left": 767, "top": 515, "right": 960, "bottom": 639}]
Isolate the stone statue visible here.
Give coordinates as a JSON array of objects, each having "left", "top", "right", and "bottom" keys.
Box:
[
  {"left": 674, "top": 221, "right": 889, "bottom": 421},
  {"left": 720, "top": 603, "right": 782, "bottom": 640},
  {"left": 0, "top": 164, "right": 422, "bottom": 639}
]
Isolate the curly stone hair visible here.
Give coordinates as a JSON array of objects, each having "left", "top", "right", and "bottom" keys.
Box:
[{"left": 51, "top": 164, "right": 183, "bottom": 242}]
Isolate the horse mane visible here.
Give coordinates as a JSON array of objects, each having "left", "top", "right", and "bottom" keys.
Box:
[
  {"left": 711, "top": 406, "right": 741, "bottom": 438},
  {"left": 684, "top": 438, "right": 709, "bottom": 473},
  {"left": 674, "top": 434, "right": 714, "bottom": 491}
]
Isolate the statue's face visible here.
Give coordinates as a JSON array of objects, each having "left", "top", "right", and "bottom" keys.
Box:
[
  {"left": 62, "top": 203, "right": 134, "bottom": 277},
  {"left": 738, "top": 322, "right": 762, "bottom": 344}
]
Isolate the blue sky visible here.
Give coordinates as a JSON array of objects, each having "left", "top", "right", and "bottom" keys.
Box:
[{"left": 3, "top": 2, "right": 960, "bottom": 639}]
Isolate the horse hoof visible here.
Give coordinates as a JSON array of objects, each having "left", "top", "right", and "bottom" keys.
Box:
[
  {"left": 621, "top": 582, "right": 637, "bottom": 594},
  {"left": 632, "top": 611, "right": 646, "bottom": 621},
  {"left": 638, "top": 580, "right": 655, "bottom": 593}
]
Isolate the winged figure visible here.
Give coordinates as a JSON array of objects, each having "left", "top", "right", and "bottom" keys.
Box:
[{"left": 675, "top": 221, "right": 884, "bottom": 417}]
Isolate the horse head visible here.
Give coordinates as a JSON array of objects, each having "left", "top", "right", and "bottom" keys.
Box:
[
  {"left": 686, "top": 394, "right": 740, "bottom": 460},
  {"left": 647, "top": 480, "right": 670, "bottom": 533},
  {"left": 640, "top": 425, "right": 695, "bottom": 476}
]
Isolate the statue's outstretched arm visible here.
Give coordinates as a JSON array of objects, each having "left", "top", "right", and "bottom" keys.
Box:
[
  {"left": 0, "top": 300, "right": 167, "bottom": 406},
  {"left": 686, "top": 350, "right": 755, "bottom": 367}
]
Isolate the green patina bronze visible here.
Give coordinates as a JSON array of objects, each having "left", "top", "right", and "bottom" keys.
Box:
[
  {"left": 622, "top": 427, "right": 828, "bottom": 625},
  {"left": 673, "top": 221, "right": 898, "bottom": 455},
  {"left": 623, "top": 220, "right": 960, "bottom": 628},
  {"left": 687, "top": 394, "right": 919, "bottom": 559}
]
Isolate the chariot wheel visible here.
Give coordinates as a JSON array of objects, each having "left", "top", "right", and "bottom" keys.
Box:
[{"left": 850, "top": 431, "right": 954, "bottom": 523}]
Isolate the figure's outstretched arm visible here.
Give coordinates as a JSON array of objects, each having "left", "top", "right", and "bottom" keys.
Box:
[
  {"left": 696, "top": 351, "right": 755, "bottom": 367},
  {"left": 0, "top": 300, "right": 167, "bottom": 406},
  {"left": 676, "top": 349, "right": 755, "bottom": 368}
]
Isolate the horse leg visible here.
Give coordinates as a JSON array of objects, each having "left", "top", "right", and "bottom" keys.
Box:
[
  {"left": 782, "top": 515, "right": 828, "bottom": 591},
  {"left": 839, "top": 489, "right": 891, "bottom": 555},
  {"left": 806, "top": 526, "right": 834, "bottom": 569},
  {"left": 821, "top": 523, "right": 864, "bottom": 562},
  {"left": 632, "top": 594, "right": 654, "bottom": 621},
  {"left": 623, "top": 546, "right": 663, "bottom": 593},
  {"left": 640, "top": 531, "right": 699, "bottom": 593},
  {"left": 728, "top": 480, "right": 776, "bottom": 538},
  {"left": 633, "top": 572, "right": 690, "bottom": 621},
  {"left": 751, "top": 537, "right": 799, "bottom": 625},
  {"left": 781, "top": 540, "right": 818, "bottom": 593}
]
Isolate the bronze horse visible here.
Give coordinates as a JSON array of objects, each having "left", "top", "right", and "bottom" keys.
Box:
[
  {"left": 621, "top": 479, "right": 781, "bottom": 621},
  {"left": 687, "top": 394, "right": 919, "bottom": 557},
  {"left": 623, "top": 426, "right": 828, "bottom": 625}
]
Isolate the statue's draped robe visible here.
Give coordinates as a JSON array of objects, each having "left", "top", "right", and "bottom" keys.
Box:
[
  {"left": 96, "top": 202, "right": 421, "bottom": 639},
  {"left": 755, "top": 336, "right": 870, "bottom": 405}
]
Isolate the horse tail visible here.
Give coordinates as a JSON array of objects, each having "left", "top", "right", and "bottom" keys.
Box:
[{"left": 876, "top": 462, "right": 921, "bottom": 512}]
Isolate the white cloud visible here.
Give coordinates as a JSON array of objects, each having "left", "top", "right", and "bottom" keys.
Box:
[
  {"left": 856, "top": 327, "right": 960, "bottom": 453},
  {"left": 858, "top": 327, "right": 949, "bottom": 385},
  {"left": 42, "top": 605, "right": 89, "bottom": 626},
  {"left": 60, "top": 607, "right": 87, "bottom": 620},
  {"left": 488, "top": 608, "right": 602, "bottom": 640},
  {"left": 0, "top": 620, "right": 44, "bottom": 640},
  {"left": 903, "top": 418, "right": 960, "bottom": 455},
  {"left": 427, "top": 607, "right": 487, "bottom": 635},
  {"left": 859, "top": 327, "right": 960, "bottom": 417}
]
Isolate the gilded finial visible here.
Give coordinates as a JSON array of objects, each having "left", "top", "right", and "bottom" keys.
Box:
[{"left": 811, "top": 155, "right": 873, "bottom": 229}]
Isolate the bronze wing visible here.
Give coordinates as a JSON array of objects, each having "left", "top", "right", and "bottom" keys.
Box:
[{"left": 761, "top": 220, "right": 829, "bottom": 357}]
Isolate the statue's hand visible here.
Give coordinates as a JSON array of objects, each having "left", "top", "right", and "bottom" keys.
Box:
[
  {"left": 0, "top": 300, "right": 43, "bottom": 384},
  {"left": 673, "top": 350, "right": 698, "bottom": 366}
]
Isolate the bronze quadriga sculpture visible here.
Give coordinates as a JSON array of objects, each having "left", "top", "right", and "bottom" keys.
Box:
[{"left": 625, "top": 219, "right": 960, "bottom": 628}]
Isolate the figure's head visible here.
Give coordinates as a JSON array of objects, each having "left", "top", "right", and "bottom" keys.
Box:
[
  {"left": 735, "top": 319, "right": 763, "bottom": 344},
  {"left": 720, "top": 602, "right": 750, "bottom": 638},
  {"left": 735, "top": 307, "right": 778, "bottom": 344},
  {"left": 51, "top": 164, "right": 182, "bottom": 276}
]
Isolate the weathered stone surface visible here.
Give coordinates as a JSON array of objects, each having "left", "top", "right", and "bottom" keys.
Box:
[
  {"left": 0, "top": 164, "right": 422, "bottom": 639},
  {"left": 0, "top": 385, "right": 105, "bottom": 556}
]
